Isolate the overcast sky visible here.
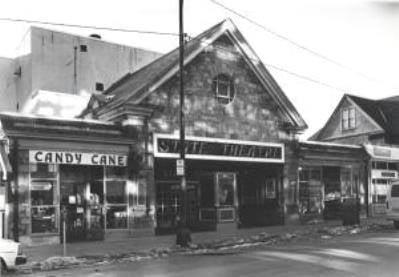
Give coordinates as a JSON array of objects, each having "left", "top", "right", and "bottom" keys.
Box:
[{"left": 0, "top": 0, "right": 398, "bottom": 138}]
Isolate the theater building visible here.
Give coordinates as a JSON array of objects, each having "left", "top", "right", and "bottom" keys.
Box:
[{"left": 81, "top": 19, "right": 308, "bottom": 233}]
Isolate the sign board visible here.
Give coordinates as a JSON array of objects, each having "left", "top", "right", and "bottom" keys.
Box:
[
  {"left": 371, "top": 169, "right": 398, "bottom": 179},
  {"left": 0, "top": 195, "right": 4, "bottom": 210},
  {"left": 153, "top": 134, "right": 284, "bottom": 163},
  {"left": 373, "top": 147, "right": 391, "bottom": 158},
  {"left": 176, "top": 159, "right": 185, "bottom": 176},
  {"left": 29, "top": 150, "right": 127, "bottom": 167}
]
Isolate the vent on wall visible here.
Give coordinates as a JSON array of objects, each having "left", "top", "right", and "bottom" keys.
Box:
[
  {"left": 89, "top": 34, "right": 102, "bottom": 39},
  {"left": 95, "top": 82, "right": 104, "bottom": 92},
  {"left": 80, "top": 45, "right": 88, "bottom": 52}
]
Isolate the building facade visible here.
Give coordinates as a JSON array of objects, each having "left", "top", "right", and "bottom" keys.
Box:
[
  {"left": 0, "top": 20, "right": 368, "bottom": 245},
  {"left": 0, "top": 113, "right": 150, "bottom": 245},
  {"left": 82, "top": 19, "right": 308, "bottom": 233},
  {"left": 311, "top": 94, "right": 399, "bottom": 216},
  {"left": 0, "top": 27, "right": 161, "bottom": 113}
]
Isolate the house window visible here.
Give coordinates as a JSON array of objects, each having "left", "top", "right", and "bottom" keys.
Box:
[
  {"left": 342, "top": 107, "right": 356, "bottom": 130},
  {"left": 212, "top": 74, "right": 235, "bottom": 104},
  {"left": 95, "top": 82, "right": 104, "bottom": 92}
]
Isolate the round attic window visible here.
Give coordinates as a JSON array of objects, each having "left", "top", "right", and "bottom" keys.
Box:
[{"left": 212, "top": 74, "right": 235, "bottom": 104}]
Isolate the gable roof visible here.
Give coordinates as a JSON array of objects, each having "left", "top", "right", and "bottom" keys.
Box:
[
  {"left": 89, "top": 19, "right": 307, "bottom": 131},
  {"left": 311, "top": 93, "right": 399, "bottom": 140}
]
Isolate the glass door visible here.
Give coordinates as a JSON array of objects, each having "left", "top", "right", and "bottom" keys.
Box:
[
  {"left": 60, "top": 165, "right": 104, "bottom": 242},
  {"left": 215, "top": 172, "right": 237, "bottom": 222}
]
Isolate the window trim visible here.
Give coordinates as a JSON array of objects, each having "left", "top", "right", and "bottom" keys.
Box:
[
  {"left": 342, "top": 107, "right": 356, "bottom": 130},
  {"left": 30, "top": 163, "right": 59, "bottom": 235},
  {"left": 213, "top": 74, "right": 235, "bottom": 104}
]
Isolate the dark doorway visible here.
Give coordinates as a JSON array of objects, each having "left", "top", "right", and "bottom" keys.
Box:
[
  {"left": 238, "top": 167, "right": 283, "bottom": 227},
  {"left": 60, "top": 165, "right": 104, "bottom": 242}
]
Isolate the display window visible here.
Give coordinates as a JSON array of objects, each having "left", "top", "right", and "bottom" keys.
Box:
[
  {"left": 372, "top": 178, "right": 389, "bottom": 204},
  {"left": 298, "top": 167, "right": 323, "bottom": 216},
  {"left": 264, "top": 179, "right": 276, "bottom": 199},
  {"left": 30, "top": 164, "right": 59, "bottom": 234},
  {"left": 216, "top": 172, "right": 235, "bottom": 207},
  {"left": 105, "top": 167, "right": 128, "bottom": 229}
]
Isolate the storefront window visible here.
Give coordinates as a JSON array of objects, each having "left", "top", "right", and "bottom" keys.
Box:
[
  {"left": 31, "top": 206, "right": 57, "bottom": 233},
  {"left": 372, "top": 179, "right": 389, "bottom": 204},
  {"left": 30, "top": 164, "right": 57, "bottom": 179},
  {"left": 341, "top": 168, "right": 353, "bottom": 197},
  {"left": 106, "top": 206, "right": 127, "bottom": 229},
  {"left": 30, "top": 164, "right": 58, "bottom": 234},
  {"left": 216, "top": 173, "right": 235, "bottom": 206},
  {"left": 31, "top": 181, "right": 54, "bottom": 206},
  {"left": 298, "top": 167, "right": 323, "bottom": 216},
  {"left": 105, "top": 167, "right": 128, "bottom": 229},
  {"left": 106, "top": 181, "right": 127, "bottom": 204},
  {"left": 265, "top": 179, "right": 276, "bottom": 199}
]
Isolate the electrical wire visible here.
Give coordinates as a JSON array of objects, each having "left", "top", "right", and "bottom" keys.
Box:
[
  {"left": 0, "top": 17, "right": 179, "bottom": 36},
  {"left": 198, "top": 38, "right": 349, "bottom": 93},
  {"left": 209, "top": 0, "right": 387, "bottom": 86}
]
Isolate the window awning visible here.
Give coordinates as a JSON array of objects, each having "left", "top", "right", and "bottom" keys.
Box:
[
  {"left": 0, "top": 141, "right": 11, "bottom": 180},
  {"left": 364, "top": 144, "right": 399, "bottom": 161}
]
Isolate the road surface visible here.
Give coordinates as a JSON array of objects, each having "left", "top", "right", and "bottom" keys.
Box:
[{"left": 13, "top": 229, "right": 399, "bottom": 277}]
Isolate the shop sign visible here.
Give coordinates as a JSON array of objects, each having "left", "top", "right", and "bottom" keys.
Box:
[
  {"left": 371, "top": 169, "right": 398, "bottom": 179},
  {"left": 29, "top": 150, "right": 127, "bottom": 166},
  {"left": 154, "top": 134, "right": 284, "bottom": 163},
  {"left": 373, "top": 147, "right": 391, "bottom": 158}
]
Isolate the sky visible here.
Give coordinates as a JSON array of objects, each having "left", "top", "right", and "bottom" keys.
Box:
[{"left": 0, "top": 0, "right": 398, "bottom": 138}]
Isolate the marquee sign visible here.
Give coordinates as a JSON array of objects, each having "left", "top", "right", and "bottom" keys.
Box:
[
  {"left": 29, "top": 150, "right": 127, "bottom": 167},
  {"left": 153, "top": 134, "right": 284, "bottom": 163}
]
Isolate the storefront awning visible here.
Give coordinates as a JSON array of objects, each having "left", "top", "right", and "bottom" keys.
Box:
[
  {"left": 364, "top": 144, "right": 399, "bottom": 161},
  {"left": 0, "top": 141, "right": 12, "bottom": 180}
]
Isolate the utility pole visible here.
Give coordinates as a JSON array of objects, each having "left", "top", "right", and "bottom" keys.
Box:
[
  {"left": 176, "top": 0, "right": 191, "bottom": 247},
  {"left": 73, "top": 46, "right": 78, "bottom": 95}
]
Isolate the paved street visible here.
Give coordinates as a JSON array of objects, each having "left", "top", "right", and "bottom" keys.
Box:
[{"left": 16, "top": 228, "right": 399, "bottom": 277}]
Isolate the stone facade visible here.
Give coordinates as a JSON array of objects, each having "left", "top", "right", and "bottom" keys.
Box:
[
  {"left": 139, "top": 34, "right": 300, "bottom": 225},
  {"left": 145, "top": 35, "right": 291, "bottom": 143}
]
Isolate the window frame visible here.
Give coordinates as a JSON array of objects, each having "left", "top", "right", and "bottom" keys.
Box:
[
  {"left": 104, "top": 168, "right": 129, "bottom": 230},
  {"left": 342, "top": 107, "right": 356, "bottom": 130},
  {"left": 29, "top": 163, "right": 59, "bottom": 235},
  {"left": 213, "top": 74, "right": 235, "bottom": 104}
]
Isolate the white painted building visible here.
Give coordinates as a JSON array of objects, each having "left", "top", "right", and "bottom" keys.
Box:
[{"left": 0, "top": 27, "right": 162, "bottom": 113}]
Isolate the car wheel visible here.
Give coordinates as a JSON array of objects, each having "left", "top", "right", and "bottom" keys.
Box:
[
  {"left": 394, "top": 221, "right": 399, "bottom": 229},
  {"left": 0, "top": 258, "right": 6, "bottom": 274}
]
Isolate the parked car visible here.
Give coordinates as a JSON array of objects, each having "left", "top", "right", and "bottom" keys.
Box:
[
  {"left": 0, "top": 238, "right": 27, "bottom": 272},
  {"left": 387, "top": 181, "right": 399, "bottom": 229}
]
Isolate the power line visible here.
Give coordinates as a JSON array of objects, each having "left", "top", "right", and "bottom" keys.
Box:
[
  {"left": 0, "top": 17, "right": 179, "bottom": 37},
  {"left": 200, "top": 39, "right": 348, "bottom": 93},
  {"left": 209, "top": 0, "right": 387, "bottom": 86}
]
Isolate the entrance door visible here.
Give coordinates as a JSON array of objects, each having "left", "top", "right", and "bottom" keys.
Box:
[
  {"left": 61, "top": 182, "right": 86, "bottom": 242},
  {"left": 60, "top": 165, "right": 104, "bottom": 242},
  {"left": 155, "top": 181, "right": 200, "bottom": 234},
  {"left": 239, "top": 170, "right": 282, "bottom": 227}
]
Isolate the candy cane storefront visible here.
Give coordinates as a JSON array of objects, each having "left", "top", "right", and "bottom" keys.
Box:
[{"left": 0, "top": 113, "right": 149, "bottom": 245}]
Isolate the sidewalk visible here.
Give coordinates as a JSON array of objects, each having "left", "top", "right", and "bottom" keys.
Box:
[{"left": 24, "top": 217, "right": 389, "bottom": 263}]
